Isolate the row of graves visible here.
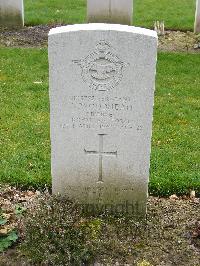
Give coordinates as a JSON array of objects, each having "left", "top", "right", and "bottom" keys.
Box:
[
  {"left": 0, "top": 1, "right": 198, "bottom": 218},
  {"left": 1, "top": 0, "right": 200, "bottom": 33}
]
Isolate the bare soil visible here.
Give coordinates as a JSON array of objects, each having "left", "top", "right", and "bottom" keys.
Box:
[
  {"left": 159, "top": 30, "right": 200, "bottom": 53},
  {"left": 0, "top": 185, "right": 199, "bottom": 265},
  {"left": 0, "top": 25, "right": 200, "bottom": 53}
]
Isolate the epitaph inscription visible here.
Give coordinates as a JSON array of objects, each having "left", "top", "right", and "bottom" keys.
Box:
[{"left": 73, "top": 40, "right": 128, "bottom": 92}]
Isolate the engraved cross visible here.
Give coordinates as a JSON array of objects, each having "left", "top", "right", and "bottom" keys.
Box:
[{"left": 84, "top": 134, "right": 117, "bottom": 182}]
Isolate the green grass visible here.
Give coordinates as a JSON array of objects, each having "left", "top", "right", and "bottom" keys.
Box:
[
  {"left": 135, "top": 0, "right": 196, "bottom": 31},
  {"left": 24, "top": 0, "right": 196, "bottom": 31},
  {"left": 150, "top": 53, "right": 200, "bottom": 196},
  {"left": 0, "top": 48, "right": 199, "bottom": 195},
  {"left": 0, "top": 48, "right": 50, "bottom": 188},
  {"left": 25, "top": 0, "right": 86, "bottom": 26}
]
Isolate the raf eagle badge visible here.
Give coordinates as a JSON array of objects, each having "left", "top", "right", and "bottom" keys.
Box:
[{"left": 73, "top": 40, "right": 129, "bottom": 92}]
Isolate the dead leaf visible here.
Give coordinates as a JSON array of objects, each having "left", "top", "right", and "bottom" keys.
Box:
[
  {"left": 169, "top": 194, "right": 179, "bottom": 200},
  {"left": 0, "top": 228, "right": 9, "bottom": 236},
  {"left": 190, "top": 190, "right": 195, "bottom": 198},
  {"left": 33, "top": 81, "right": 42, "bottom": 84},
  {"left": 26, "top": 191, "right": 35, "bottom": 197},
  {"left": 192, "top": 221, "right": 200, "bottom": 238}
]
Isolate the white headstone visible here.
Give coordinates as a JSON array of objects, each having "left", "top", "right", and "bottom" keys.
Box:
[
  {"left": 87, "top": 0, "right": 133, "bottom": 25},
  {"left": 194, "top": 0, "right": 200, "bottom": 33},
  {"left": 0, "top": 0, "right": 24, "bottom": 27},
  {"left": 48, "top": 24, "right": 157, "bottom": 216}
]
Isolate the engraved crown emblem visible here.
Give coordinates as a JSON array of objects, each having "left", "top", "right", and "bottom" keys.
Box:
[{"left": 73, "top": 40, "right": 128, "bottom": 92}]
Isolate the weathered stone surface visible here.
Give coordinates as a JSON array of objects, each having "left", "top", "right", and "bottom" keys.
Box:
[
  {"left": 48, "top": 24, "right": 157, "bottom": 216},
  {"left": 87, "top": 0, "right": 133, "bottom": 25},
  {"left": 194, "top": 0, "right": 200, "bottom": 33},
  {"left": 0, "top": 0, "right": 24, "bottom": 27}
]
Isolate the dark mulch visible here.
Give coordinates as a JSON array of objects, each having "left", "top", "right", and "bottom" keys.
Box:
[
  {"left": 0, "top": 25, "right": 200, "bottom": 53},
  {"left": 0, "top": 24, "right": 60, "bottom": 48},
  {"left": 0, "top": 185, "right": 200, "bottom": 265}
]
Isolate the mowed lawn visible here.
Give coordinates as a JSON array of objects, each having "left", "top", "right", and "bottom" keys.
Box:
[
  {"left": 24, "top": 0, "right": 196, "bottom": 31},
  {"left": 0, "top": 48, "right": 199, "bottom": 196}
]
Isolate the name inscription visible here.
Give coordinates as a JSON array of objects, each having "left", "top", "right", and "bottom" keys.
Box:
[{"left": 60, "top": 95, "right": 143, "bottom": 131}]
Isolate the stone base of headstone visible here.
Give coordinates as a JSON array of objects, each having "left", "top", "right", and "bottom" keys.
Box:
[{"left": 0, "top": 0, "right": 24, "bottom": 28}]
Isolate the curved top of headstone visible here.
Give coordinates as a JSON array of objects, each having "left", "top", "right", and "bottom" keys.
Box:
[{"left": 49, "top": 23, "right": 157, "bottom": 39}]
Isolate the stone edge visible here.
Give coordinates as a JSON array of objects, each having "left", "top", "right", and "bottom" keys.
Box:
[{"left": 48, "top": 23, "right": 158, "bottom": 39}]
